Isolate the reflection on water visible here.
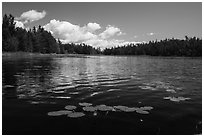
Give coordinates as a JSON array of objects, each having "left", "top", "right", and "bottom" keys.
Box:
[{"left": 2, "top": 55, "right": 202, "bottom": 134}]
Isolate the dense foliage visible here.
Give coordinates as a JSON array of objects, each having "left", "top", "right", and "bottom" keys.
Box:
[
  {"left": 103, "top": 37, "right": 202, "bottom": 57},
  {"left": 2, "top": 14, "right": 202, "bottom": 57},
  {"left": 2, "top": 14, "right": 101, "bottom": 54}
]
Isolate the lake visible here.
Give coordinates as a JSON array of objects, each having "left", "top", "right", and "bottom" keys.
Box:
[{"left": 2, "top": 55, "right": 202, "bottom": 135}]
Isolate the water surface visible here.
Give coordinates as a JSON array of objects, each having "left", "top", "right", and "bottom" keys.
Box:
[{"left": 2, "top": 55, "right": 202, "bottom": 134}]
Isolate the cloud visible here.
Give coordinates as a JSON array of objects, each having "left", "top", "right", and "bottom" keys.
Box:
[
  {"left": 134, "top": 35, "right": 138, "bottom": 38},
  {"left": 16, "top": 10, "right": 46, "bottom": 23},
  {"left": 44, "top": 19, "right": 136, "bottom": 49},
  {"left": 99, "top": 25, "right": 122, "bottom": 39},
  {"left": 86, "top": 23, "right": 101, "bottom": 32},
  {"left": 85, "top": 39, "right": 141, "bottom": 49},
  {"left": 14, "top": 20, "right": 24, "bottom": 28},
  {"left": 44, "top": 19, "right": 97, "bottom": 43},
  {"left": 147, "top": 32, "right": 155, "bottom": 36}
]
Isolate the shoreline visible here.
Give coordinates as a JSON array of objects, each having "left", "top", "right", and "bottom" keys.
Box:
[{"left": 2, "top": 52, "right": 202, "bottom": 58}]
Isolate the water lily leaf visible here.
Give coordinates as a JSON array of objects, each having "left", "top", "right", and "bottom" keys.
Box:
[
  {"left": 48, "top": 110, "right": 72, "bottom": 116},
  {"left": 136, "top": 109, "right": 149, "bottom": 114},
  {"left": 163, "top": 96, "right": 191, "bottom": 102},
  {"left": 177, "top": 97, "right": 191, "bottom": 101},
  {"left": 140, "top": 106, "right": 153, "bottom": 110},
  {"left": 65, "top": 105, "right": 77, "bottom": 110},
  {"left": 113, "top": 105, "right": 135, "bottom": 112},
  {"left": 163, "top": 97, "right": 171, "bottom": 100},
  {"left": 122, "top": 107, "right": 137, "bottom": 112},
  {"left": 67, "top": 112, "right": 85, "bottom": 118},
  {"left": 166, "top": 89, "right": 176, "bottom": 93},
  {"left": 79, "top": 102, "right": 92, "bottom": 106},
  {"left": 114, "top": 105, "right": 128, "bottom": 111},
  {"left": 83, "top": 106, "right": 97, "bottom": 112},
  {"left": 138, "top": 86, "right": 157, "bottom": 91},
  {"left": 4, "top": 85, "right": 15, "bottom": 88},
  {"left": 96, "top": 104, "right": 114, "bottom": 111}
]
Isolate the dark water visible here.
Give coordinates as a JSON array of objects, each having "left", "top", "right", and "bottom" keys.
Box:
[{"left": 2, "top": 55, "right": 202, "bottom": 135}]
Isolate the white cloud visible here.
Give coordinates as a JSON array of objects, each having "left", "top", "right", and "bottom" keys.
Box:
[
  {"left": 134, "top": 35, "right": 138, "bottom": 38},
  {"left": 85, "top": 38, "right": 141, "bottom": 49},
  {"left": 14, "top": 20, "right": 24, "bottom": 28},
  {"left": 86, "top": 23, "right": 101, "bottom": 32},
  {"left": 16, "top": 10, "right": 46, "bottom": 23},
  {"left": 44, "top": 19, "right": 97, "bottom": 43},
  {"left": 44, "top": 19, "right": 137, "bottom": 49},
  {"left": 147, "top": 32, "right": 155, "bottom": 36},
  {"left": 99, "top": 25, "right": 122, "bottom": 39}
]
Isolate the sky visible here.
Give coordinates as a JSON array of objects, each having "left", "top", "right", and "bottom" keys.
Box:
[{"left": 2, "top": 2, "right": 202, "bottom": 49}]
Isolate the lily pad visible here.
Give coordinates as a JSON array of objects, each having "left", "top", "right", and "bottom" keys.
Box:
[
  {"left": 79, "top": 102, "right": 92, "bottom": 107},
  {"left": 83, "top": 106, "right": 97, "bottom": 112},
  {"left": 96, "top": 104, "right": 114, "bottom": 111},
  {"left": 177, "top": 97, "right": 191, "bottom": 101},
  {"left": 122, "top": 107, "right": 137, "bottom": 112},
  {"left": 67, "top": 112, "right": 85, "bottom": 118},
  {"left": 163, "top": 96, "right": 191, "bottom": 102},
  {"left": 48, "top": 110, "right": 72, "bottom": 116},
  {"left": 113, "top": 105, "right": 136, "bottom": 112},
  {"left": 114, "top": 105, "right": 128, "bottom": 111},
  {"left": 65, "top": 105, "right": 77, "bottom": 110},
  {"left": 4, "top": 85, "right": 15, "bottom": 88},
  {"left": 138, "top": 86, "right": 157, "bottom": 91},
  {"left": 136, "top": 109, "right": 150, "bottom": 114},
  {"left": 166, "top": 89, "right": 176, "bottom": 93},
  {"left": 140, "top": 106, "right": 154, "bottom": 110},
  {"left": 163, "top": 97, "right": 171, "bottom": 100}
]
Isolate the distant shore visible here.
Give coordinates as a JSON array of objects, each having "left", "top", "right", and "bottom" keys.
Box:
[
  {"left": 2, "top": 52, "right": 202, "bottom": 59},
  {"left": 2, "top": 52, "right": 89, "bottom": 58}
]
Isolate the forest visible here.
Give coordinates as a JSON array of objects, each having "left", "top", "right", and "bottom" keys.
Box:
[{"left": 2, "top": 14, "right": 202, "bottom": 57}]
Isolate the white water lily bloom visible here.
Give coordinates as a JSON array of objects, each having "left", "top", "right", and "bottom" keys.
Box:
[{"left": 48, "top": 110, "right": 72, "bottom": 116}]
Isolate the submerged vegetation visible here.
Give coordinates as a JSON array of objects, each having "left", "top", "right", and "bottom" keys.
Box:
[{"left": 3, "top": 14, "right": 202, "bottom": 57}]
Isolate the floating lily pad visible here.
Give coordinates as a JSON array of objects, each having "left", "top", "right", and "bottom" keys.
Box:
[
  {"left": 138, "top": 86, "right": 157, "bottom": 91},
  {"left": 96, "top": 104, "right": 114, "bottom": 111},
  {"left": 67, "top": 112, "right": 85, "bottom": 118},
  {"left": 114, "top": 105, "right": 135, "bottom": 112},
  {"left": 163, "top": 96, "right": 191, "bottom": 102},
  {"left": 54, "top": 96, "right": 71, "bottom": 99},
  {"left": 65, "top": 105, "right": 77, "bottom": 110},
  {"left": 4, "top": 85, "right": 15, "bottom": 88},
  {"left": 48, "top": 110, "right": 72, "bottom": 116},
  {"left": 136, "top": 109, "right": 149, "bottom": 114},
  {"left": 140, "top": 106, "right": 154, "bottom": 110},
  {"left": 122, "top": 107, "right": 137, "bottom": 112},
  {"left": 163, "top": 97, "right": 171, "bottom": 100},
  {"left": 69, "top": 92, "right": 79, "bottom": 95},
  {"left": 79, "top": 102, "right": 92, "bottom": 106},
  {"left": 177, "top": 97, "right": 191, "bottom": 101},
  {"left": 83, "top": 106, "right": 97, "bottom": 112},
  {"left": 166, "top": 89, "right": 176, "bottom": 93}
]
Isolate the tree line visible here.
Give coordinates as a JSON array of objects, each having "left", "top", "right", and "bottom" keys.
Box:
[
  {"left": 2, "top": 14, "right": 101, "bottom": 54},
  {"left": 2, "top": 14, "right": 202, "bottom": 57},
  {"left": 103, "top": 37, "right": 202, "bottom": 57}
]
